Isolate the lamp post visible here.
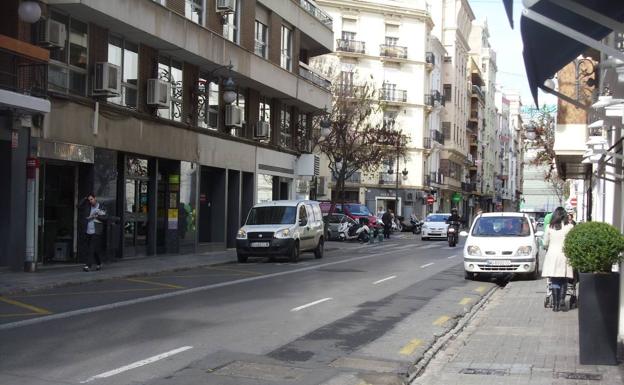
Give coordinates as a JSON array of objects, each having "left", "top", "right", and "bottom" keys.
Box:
[{"left": 387, "top": 135, "right": 407, "bottom": 216}]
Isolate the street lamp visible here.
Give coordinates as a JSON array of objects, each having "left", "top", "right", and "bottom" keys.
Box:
[
  {"left": 18, "top": 1, "right": 41, "bottom": 23},
  {"left": 387, "top": 135, "right": 407, "bottom": 215}
]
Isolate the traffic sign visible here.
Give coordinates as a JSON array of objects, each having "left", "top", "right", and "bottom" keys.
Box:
[
  {"left": 426, "top": 195, "right": 435, "bottom": 205},
  {"left": 570, "top": 197, "right": 578, "bottom": 207}
]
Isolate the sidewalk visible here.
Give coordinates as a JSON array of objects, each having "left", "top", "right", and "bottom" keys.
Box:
[
  {"left": 0, "top": 250, "right": 235, "bottom": 296},
  {"left": 413, "top": 278, "right": 624, "bottom": 385}
]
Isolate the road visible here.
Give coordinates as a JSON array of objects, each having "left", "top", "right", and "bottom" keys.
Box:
[{"left": 0, "top": 234, "right": 498, "bottom": 385}]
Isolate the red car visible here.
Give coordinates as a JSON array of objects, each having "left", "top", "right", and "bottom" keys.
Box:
[{"left": 319, "top": 202, "right": 378, "bottom": 226}]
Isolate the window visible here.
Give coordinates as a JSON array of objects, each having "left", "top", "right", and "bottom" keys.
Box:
[
  {"left": 443, "top": 84, "right": 452, "bottom": 102},
  {"left": 385, "top": 36, "right": 398, "bottom": 46},
  {"left": 383, "top": 111, "right": 398, "bottom": 129},
  {"left": 185, "top": 0, "right": 204, "bottom": 25},
  {"left": 233, "top": 90, "right": 245, "bottom": 137},
  {"left": 157, "top": 57, "right": 183, "bottom": 122},
  {"left": 197, "top": 76, "right": 219, "bottom": 129},
  {"left": 254, "top": 21, "right": 268, "bottom": 58},
  {"left": 108, "top": 36, "right": 138, "bottom": 108},
  {"left": 342, "top": 31, "right": 356, "bottom": 40},
  {"left": 48, "top": 12, "right": 88, "bottom": 96},
  {"left": 298, "top": 205, "right": 307, "bottom": 223},
  {"left": 223, "top": 0, "right": 239, "bottom": 43},
  {"left": 281, "top": 25, "right": 292, "bottom": 71},
  {"left": 280, "top": 105, "right": 292, "bottom": 148},
  {"left": 259, "top": 96, "right": 271, "bottom": 140}
]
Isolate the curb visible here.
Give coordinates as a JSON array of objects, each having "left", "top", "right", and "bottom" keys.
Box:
[{"left": 404, "top": 284, "right": 499, "bottom": 384}]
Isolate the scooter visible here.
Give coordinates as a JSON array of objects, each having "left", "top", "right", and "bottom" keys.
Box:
[
  {"left": 411, "top": 218, "right": 422, "bottom": 234},
  {"left": 338, "top": 222, "right": 358, "bottom": 241},
  {"left": 447, "top": 225, "right": 458, "bottom": 247},
  {"left": 348, "top": 221, "right": 370, "bottom": 243}
]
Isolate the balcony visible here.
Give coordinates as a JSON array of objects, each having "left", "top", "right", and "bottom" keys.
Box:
[
  {"left": 379, "top": 172, "right": 401, "bottom": 185},
  {"left": 336, "top": 39, "right": 366, "bottom": 54},
  {"left": 423, "top": 137, "right": 432, "bottom": 149},
  {"left": 431, "top": 129, "right": 445, "bottom": 145},
  {"left": 332, "top": 171, "right": 361, "bottom": 184},
  {"left": 429, "top": 171, "right": 444, "bottom": 185},
  {"left": 379, "top": 44, "right": 408, "bottom": 60},
  {"left": 298, "top": 62, "right": 331, "bottom": 90},
  {"left": 425, "top": 51, "right": 435, "bottom": 66},
  {"left": 379, "top": 88, "right": 407, "bottom": 103},
  {"left": 334, "top": 83, "right": 365, "bottom": 98},
  {"left": 471, "top": 84, "right": 485, "bottom": 101},
  {"left": 554, "top": 121, "right": 590, "bottom": 179},
  {"left": 469, "top": 110, "right": 479, "bottom": 121},
  {"left": 0, "top": 34, "right": 50, "bottom": 113},
  {"left": 461, "top": 182, "right": 477, "bottom": 193},
  {"left": 299, "top": 0, "right": 333, "bottom": 29}
]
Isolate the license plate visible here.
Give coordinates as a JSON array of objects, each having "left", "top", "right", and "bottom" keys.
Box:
[
  {"left": 251, "top": 242, "right": 270, "bottom": 248},
  {"left": 487, "top": 260, "right": 511, "bottom": 266}
]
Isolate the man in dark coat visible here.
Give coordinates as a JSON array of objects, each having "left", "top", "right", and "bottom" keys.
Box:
[{"left": 382, "top": 209, "right": 393, "bottom": 239}]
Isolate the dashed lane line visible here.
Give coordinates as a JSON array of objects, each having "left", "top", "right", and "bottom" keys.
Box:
[
  {"left": 432, "top": 315, "right": 451, "bottom": 326},
  {"left": 373, "top": 275, "right": 397, "bottom": 285},
  {"left": 291, "top": 297, "right": 333, "bottom": 312},
  {"left": 447, "top": 255, "right": 458, "bottom": 259},
  {"left": 79, "top": 346, "right": 193, "bottom": 383},
  {"left": 399, "top": 338, "right": 423, "bottom": 355},
  {"left": 0, "top": 296, "right": 51, "bottom": 315},
  {"left": 420, "top": 263, "right": 434, "bottom": 268}
]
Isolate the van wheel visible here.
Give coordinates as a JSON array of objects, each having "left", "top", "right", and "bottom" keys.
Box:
[
  {"left": 289, "top": 241, "right": 300, "bottom": 263},
  {"left": 464, "top": 271, "right": 473, "bottom": 280},
  {"left": 237, "top": 252, "right": 248, "bottom": 263},
  {"left": 314, "top": 238, "right": 324, "bottom": 259}
]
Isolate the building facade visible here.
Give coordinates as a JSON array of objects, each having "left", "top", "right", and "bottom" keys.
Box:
[
  {"left": 0, "top": 0, "right": 333, "bottom": 270},
  {"left": 316, "top": 0, "right": 435, "bottom": 219}
]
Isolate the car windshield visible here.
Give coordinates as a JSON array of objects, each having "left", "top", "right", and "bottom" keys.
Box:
[
  {"left": 345, "top": 204, "right": 371, "bottom": 216},
  {"left": 426, "top": 214, "right": 450, "bottom": 222},
  {"left": 246, "top": 206, "right": 296, "bottom": 225},
  {"left": 471, "top": 216, "right": 531, "bottom": 237}
]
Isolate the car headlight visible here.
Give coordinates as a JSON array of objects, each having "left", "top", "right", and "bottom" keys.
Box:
[
  {"left": 466, "top": 245, "right": 482, "bottom": 256},
  {"left": 422, "top": 224, "right": 428, "bottom": 229},
  {"left": 236, "top": 229, "right": 247, "bottom": 239},
  {"left": 516, "top": 245, "right": 532, "bottom": 256},
  {"left": 274, "top": 228, "right": 291, "bottom": 239}
]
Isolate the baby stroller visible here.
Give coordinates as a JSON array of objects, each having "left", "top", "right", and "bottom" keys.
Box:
[{"left": 544, "top": 271, "right": 578, "bottom": 310}]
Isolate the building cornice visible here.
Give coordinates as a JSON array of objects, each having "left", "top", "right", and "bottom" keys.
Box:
[{"left": 317, "top": 0, "right": 433, "bottom": 27}]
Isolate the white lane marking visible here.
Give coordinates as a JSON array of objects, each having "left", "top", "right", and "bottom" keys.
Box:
[
  {"left": 80, "top": 346, "right": 193, "bottom": 383},
  {"left": 291, "top": 297, "right": 332, "bottom": 312},
  {"left": 395, "top": 245, "right": 414, "bottom": 250},
  {"left": 421, "top": 244, "right": 439, "bottom": 249},
  {"left": 373, "top": 275, "right": 397, "bottom": 285},
  {"left": 448, "top": 255, "right": 458, "bottom": 259},
  {"left": 420, "top": 263, "right": 434, "bottom": 268},
  {"left": 0, "top": 247, "right": 418, "bottom": 331}
]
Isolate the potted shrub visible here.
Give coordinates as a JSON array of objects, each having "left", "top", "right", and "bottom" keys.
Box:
[{"left": 563, "top": 221, "right": 624, "bottom": 365}]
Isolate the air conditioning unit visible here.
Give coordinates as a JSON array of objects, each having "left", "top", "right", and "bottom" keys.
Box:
[
  {"left": 37, "top": 19, "right": 66, "bottom": 48},
  {"left": 147, "top": 79, "right": 171, "bottom": 108},
  {"left": 225, "top": 105, "right": 243, "bottom": 127},
  {"left": 216, "top": 0, "right": 236, "bottom": 12},
  {"left": 93, "top": 62, "right": 121, "bottom": 96},
  {"left": 255, "top": 121, "right": 269, "bottom": 138}
]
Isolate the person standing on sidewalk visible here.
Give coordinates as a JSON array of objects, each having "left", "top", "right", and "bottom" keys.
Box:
[
  {"left": 382, "top": 209, "right": 393, "bottom": 239},
  {"left": 83, "top": 193, "right": 107, "bottom": 272},
  {"left": 542, "top": 207, "right": 574, "bottom": 312}
]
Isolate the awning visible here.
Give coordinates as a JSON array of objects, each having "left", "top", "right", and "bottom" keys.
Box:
[{"left": 506, "top": 0, "right": 624, "bottom": 106}]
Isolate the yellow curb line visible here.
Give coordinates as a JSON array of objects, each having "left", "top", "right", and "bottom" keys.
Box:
[
  {"left": 0, "top": 312, "right": 42, "bottom": 318},
  {"left": 459, "top": 297, "right": 473, "bottom": 305},
  {"left": 475, "top": 285, "right": 488, "bottom": 293},
  {"left": 205, "top": 266, "right": 264, "bottom": 276},
  {"left": 433, "top": 315, "right": 450, "bottom": 326},
  {"left": 399, "top": 338, "right": 423, "bottom": 355},
  {"left": 0, "top": 296, "right": 52, "bottom": 315},
  {"left": 13, "top": 287, "right": 172, "bottom": 298},
  {"left": 126, "top": 278, "right": 184, "bottom": 289}
]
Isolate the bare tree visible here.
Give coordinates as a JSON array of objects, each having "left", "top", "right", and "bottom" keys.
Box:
[{"left": 312, "top": 75, "right": 408, "bottom": 206}]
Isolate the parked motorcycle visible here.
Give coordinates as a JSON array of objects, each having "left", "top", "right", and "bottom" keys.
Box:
[
  {"left": 348, "top": 221, "right": 371, "bottom": 243},
  {"left": 411, "top": 218, "right": 422, "bottom": 234}
]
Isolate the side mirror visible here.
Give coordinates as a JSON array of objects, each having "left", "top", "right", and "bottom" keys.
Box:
[
  {"left": 459, "top": 231, "right": 469, "bottom": 237},
  {"left": 535, "top": 231, "right": 544, "bottom": 237}
]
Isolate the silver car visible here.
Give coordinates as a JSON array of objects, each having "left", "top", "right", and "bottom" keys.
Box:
[{"left": 421, "top": 213, "right": 451, "bottom": 240}]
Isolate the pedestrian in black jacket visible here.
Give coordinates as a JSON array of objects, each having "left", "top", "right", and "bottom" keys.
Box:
[{"left": 82, "top": 193, "right": 107, "bottom": 272}]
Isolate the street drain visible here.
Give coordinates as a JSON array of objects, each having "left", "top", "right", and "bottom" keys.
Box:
[
  {"left": 555, "top": 371, "right": 602, "bottom": 381},
  {"left": 460, "top": 368, "right": 509, "bottom": 376}
]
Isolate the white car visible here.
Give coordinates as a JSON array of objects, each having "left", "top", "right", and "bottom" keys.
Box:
[
  {"left": 461, "top": 212, "right": 543, "bottom": 280},
  {"left": 421, "top": 213, "right": 451, "bottom": 240},
  {"left": 236, "top": 200, "right": 325, "bottom": 263}
]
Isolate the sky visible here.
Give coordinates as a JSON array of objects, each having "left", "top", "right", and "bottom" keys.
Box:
[{"left": 468, "top": 0, "right": 555, "bottom": 108}]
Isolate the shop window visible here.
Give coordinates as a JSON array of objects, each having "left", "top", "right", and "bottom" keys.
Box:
[
  {"left": 157, "top": 56, "right": 183, "bottom": 122},
  {"left": 254, "top": 21, "right": 268, "bottom": 58},
  {"left": 108, "top": 36, "right": 138, "bottom": 108},
  {"left": 48, "top": 12, "right": 88, "bottom": 96},
  {"left": 197, "top": 76, "right": 219, "bottom": 129},
  {"left": 223, "top": 0, "right": 239, "bottom": 43},
  {"left": 281, "top": 25, "right": 292, "bottom": 71},
  {"left": 185, "top": 0, "right": 204, "bottom": 25}
]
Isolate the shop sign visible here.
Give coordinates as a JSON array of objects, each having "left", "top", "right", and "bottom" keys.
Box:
[
  {"left": 452, "top": 192, "right": 462, "bottom": 203},
  {"left": 168, "top": 209, "right": 178, "bottom": 230},
  {"left": 168, "top": 174, "right": 180, "bottom": 184},
  {"left": 38, "top": 140, "right": 94, "bottom": 163}
]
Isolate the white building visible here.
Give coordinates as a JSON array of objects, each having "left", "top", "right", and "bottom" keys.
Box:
[{"left": 316, "top": 0, "right": 435, "bottom": 218}]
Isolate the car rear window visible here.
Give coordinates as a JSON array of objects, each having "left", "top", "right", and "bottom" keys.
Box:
[
  {"left": 246, "top": 206, "right": 296, "bottom": 225},
  {"left": 345, "top": 204, "right": 371, "bottom": 216},
  {"left": 472, "top": 216, "right": 531, "bottom": 237}
]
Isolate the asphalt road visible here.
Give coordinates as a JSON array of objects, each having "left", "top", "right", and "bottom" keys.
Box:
[{"left": 0, "top": 234, "right": 498, "bottom": 385}]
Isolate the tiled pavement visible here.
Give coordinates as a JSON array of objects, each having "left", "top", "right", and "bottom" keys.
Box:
[{"left": 413, "top": 278, "right": 624, "bottom": 385}]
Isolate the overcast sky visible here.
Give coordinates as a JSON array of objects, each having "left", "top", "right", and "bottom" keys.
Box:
[{"left": 468, "top": 0, "right": 556, "bottom": 108}]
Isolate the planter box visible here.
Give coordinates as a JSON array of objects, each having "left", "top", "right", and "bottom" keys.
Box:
[{"left": 578, "top": 272, "right": 620, "bottom": 365}]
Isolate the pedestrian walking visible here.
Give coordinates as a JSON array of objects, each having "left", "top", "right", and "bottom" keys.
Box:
[
  {"left": 82, "top": 193, "right": 107, "bottom": 272},
  {"left": 541, "top": 207, "right": 574, "bottom": 312},
  {"left": 382, "top": 209, "right": 393, "bottom": 239}
]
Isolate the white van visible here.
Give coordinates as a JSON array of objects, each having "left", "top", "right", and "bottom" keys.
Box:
[{"left": 236, "top": 200, "right": 325, "bottom": 263}]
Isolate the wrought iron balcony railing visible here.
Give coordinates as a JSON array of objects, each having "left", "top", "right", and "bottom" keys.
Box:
[
  {"left": 334, "top": 83, "right": 365, "bottom": 98},
  {"left": 425, "top": 51, "right": 435, "bottom": 65},
  {"left": 298, "top": 62, "right": 331, "bottom": 90},
  {"left": 336, "top": 39, "right": 366, "bottom": 54},
  {"left": 379, "top": 88, "right": 407, "bottom": 103},
  {"left": 431, "top": 129, "right": 445, "bottom": 145},
  {"left": 379, "top": 44, "right": 407, "bottom": 59},
  {"left": 0, "top": 37, "right": 48, "bottom": 98},
  {"left": 299, "top": 0, "right": 333, "bottom": 28}
]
